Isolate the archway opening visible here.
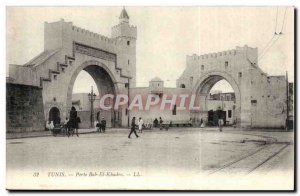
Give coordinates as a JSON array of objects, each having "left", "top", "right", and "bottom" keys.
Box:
[
  {"left": 194, "top": 75, "right": 240, "bottom": 127},
  {"left": 70, "top": 64, "right": 117, "bottom": 129},
  {"left": 206, "top": 79, "right": 236, "bottom": 127},
  {"left": 49, "top": 107, "right": 60, "bottom": 125}
]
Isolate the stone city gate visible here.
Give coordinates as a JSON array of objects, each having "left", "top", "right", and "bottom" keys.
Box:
[
  {"left": 177, "top": 45, "right": 287, "bottom": 128},
  {"left": 8, "top": 8, "right": 137, "bottom": 128}
]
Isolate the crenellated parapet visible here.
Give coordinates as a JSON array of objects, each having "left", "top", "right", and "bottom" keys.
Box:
[
  {"left": 44, "top": 19, "right": 135, "bottom": 55},
  {"left": 186, "top": 45, "right": 258, "bottom": 63},
  {"left": 187, "top": 49, "right": 237, "bottom": 61},
  {"left": 71, "top": 24, "right": 123, "bottom": 46},
  {"left": 111, "top": 23, "right": 137, "bottom": 39}
]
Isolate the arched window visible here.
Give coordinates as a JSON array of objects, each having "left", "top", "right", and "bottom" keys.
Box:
[{"left": 225, "top": 61, "right": 229, "bottom": 68}]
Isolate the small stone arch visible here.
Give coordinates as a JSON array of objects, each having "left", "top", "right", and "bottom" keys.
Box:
[
  {"left": 180, "top": 84, "right": 186, "bottom": 88},
  {"left": 48, "top": 107, "right": 61, "bottom": 125}
]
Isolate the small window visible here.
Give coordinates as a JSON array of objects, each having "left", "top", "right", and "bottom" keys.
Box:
[
  {"left": 127, "top": 41, "right": 130, "bottom": 46},
  {"left": 251, "top": 100, "right": 257, "bottom": 103},
  {"left": 180, "top": 84, "right": 185, "bottom": 88},
  {"left": 128, "top": 60, "right": 130, "bottom": 65},
  {"left": 228, "top": 110, "right": 232, "bottom": 118},
  {"left": 125, "top": 83, "right": 129, "bottom": 88},
  {"left": 226, "top": 95, "right": 230, "bottom": 101},
  {"left": 201, "top": 65, "right": 204, "bottom": 70},
  {"left": 225, "top": 61, "right": 228, "bottom": 67},
  {"left": 239, "top": 72, "right": 242, "bottom": 77},
  {"left": 62, "top": 68, "right": 65, "bottom": 73},
  {"left": 158, "top": 83, "right": 160, "bottom": 87},
  {"left": 125, "top": 109, "right": 128, "bottom": 115},
  {"left": 251, "top": 100, "right": 257, "bottom": 106},
  {"left": 190, "top": 77, "right": 193, "bottom": 84},
  {"left": 53, "top": 75, "right": 57, "bottom": 80},
  {"left": 69, "top": 61, "right": 72, "bottom": 66}
]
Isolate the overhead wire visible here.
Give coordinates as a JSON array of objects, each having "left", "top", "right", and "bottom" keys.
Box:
[
  {"left": 279, "top": 7, "right": 288, "bottom": 34},
  {"left": 258, "top": 7, "right": 279, "bottom": 60},
  {"left": 259, "top": 7, "right": 287, "bottom": 61}
]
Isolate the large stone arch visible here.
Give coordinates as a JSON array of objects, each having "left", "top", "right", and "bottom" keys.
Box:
[
  {"left": 66, "top": 60, "right": 120, "bottom": 127},
  {"left": 192, "top": 70, "right": 241, "bottom": 127}
]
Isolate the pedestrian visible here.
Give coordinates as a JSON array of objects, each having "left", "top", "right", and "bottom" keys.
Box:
[
  {"left": 218, "top": 118, "right": 223, "bottom": 132},
  {"left": 55, "top": 116, "right": 61, "bottom": 126},
  {"left": 153, "top": 118, "right": 158, "bottom": 127},
  {"left": 95, "top": 120, "right": 101, "bottom": 133},
  {"left": 75, "top": 116, "right": 81, "bottom": 136},
  {"left": 217, "top": 108, "right": 223, "bottom": 132},
  {"left": 64, "top": 117, "right": 69, "bottom": 135},
  {"left": 200, "top": 118, "right": 204, "bottom": 128},
  {"left": 101, "top": 117, "right": 106, "bottom": 133},
  {"left": 68, "top": 106, "right": 77, "bottom": 137},
  {"left": 159, "top": 117, "right": 163, "bottom": 130},
  {"left": 128, "top": 117, "right": 139, "bottom": 138},
  {"left": 46, "top": 121, "right": 54, "bottom": 131},
  {"left": 138, "top": 117, "right": 144, "bottom": 133}
]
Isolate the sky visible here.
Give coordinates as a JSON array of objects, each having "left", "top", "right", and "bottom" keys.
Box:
[{"left": 6, "top": 7, "right": 294, "bottom": 94}]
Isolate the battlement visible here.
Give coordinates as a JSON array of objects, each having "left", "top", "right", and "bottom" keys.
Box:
[
  {"left": 44, "top": 19, "right": 125, "bottom": 50},
  {"left": 71, "top": 24, "right": 121, "bottom": 45},
  {"left": 111, "top": 22, "right": 137, "bottom": 39},
  {"left": 112, "top": 22, "right": 137, "bottom": 31},
  {"left": 187, "top": 45, "right": 258, "bottom": 61}
]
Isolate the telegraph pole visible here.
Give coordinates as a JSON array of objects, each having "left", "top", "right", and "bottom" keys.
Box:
[
  {"left": 88, "top": 86, "right": 96, "bottom": 128},
  {"left": 286, "top": 71, "right": 289, "bottom": 130}
]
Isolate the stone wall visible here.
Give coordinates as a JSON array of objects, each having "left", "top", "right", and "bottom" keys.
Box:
[
  {"left": 129, "top": 87, "right": 191, "bottom": 124},
  {"left": 6, "top": 83, "right": 45, "bottom": 132}
]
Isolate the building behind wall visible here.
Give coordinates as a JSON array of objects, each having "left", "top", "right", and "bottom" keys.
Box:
[{"left": 207, "top": 92, "right": 235, "bottom": 125}]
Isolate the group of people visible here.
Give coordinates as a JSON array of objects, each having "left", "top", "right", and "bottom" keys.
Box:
[
  {"left": 46, "top": 106, "right": 81, "bottom": 137},
  {"left": 128, "top": 116, "right": 167, "bottom": 138},
  {"left": 95, "top": 117, "right": 107, "bottom": 133},
  {"left": 153, "top": 117, "right": 163, "bottom": 128}
]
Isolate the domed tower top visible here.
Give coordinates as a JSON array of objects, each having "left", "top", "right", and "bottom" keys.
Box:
[{"left": 119, "top": 7, "right": 129, "bottom": 23}]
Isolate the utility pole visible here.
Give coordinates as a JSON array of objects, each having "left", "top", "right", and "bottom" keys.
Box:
[
  {"left": 286, "top": 71, "right": 289, "bottom": 130},
  {"left": 88, "top": 86, "right": 96, "bottom": 128},
  {"left": 127, "top": 78, "right": 130, "bottom": 127}
]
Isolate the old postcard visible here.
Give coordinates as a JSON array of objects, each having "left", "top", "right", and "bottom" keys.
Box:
[{"left": 6, "top": 6, "right": 295, "bottom": 190}]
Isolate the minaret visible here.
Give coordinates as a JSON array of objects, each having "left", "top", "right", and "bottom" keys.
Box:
[
  {"left": 111, "top": 7, "right": 137, "bottom": 87},
  {"left": 119, "top": 7, "right": 130, "bottom": 24},
  {"left": 111, "top": 7, "right": 137, "bottom": 39}
]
